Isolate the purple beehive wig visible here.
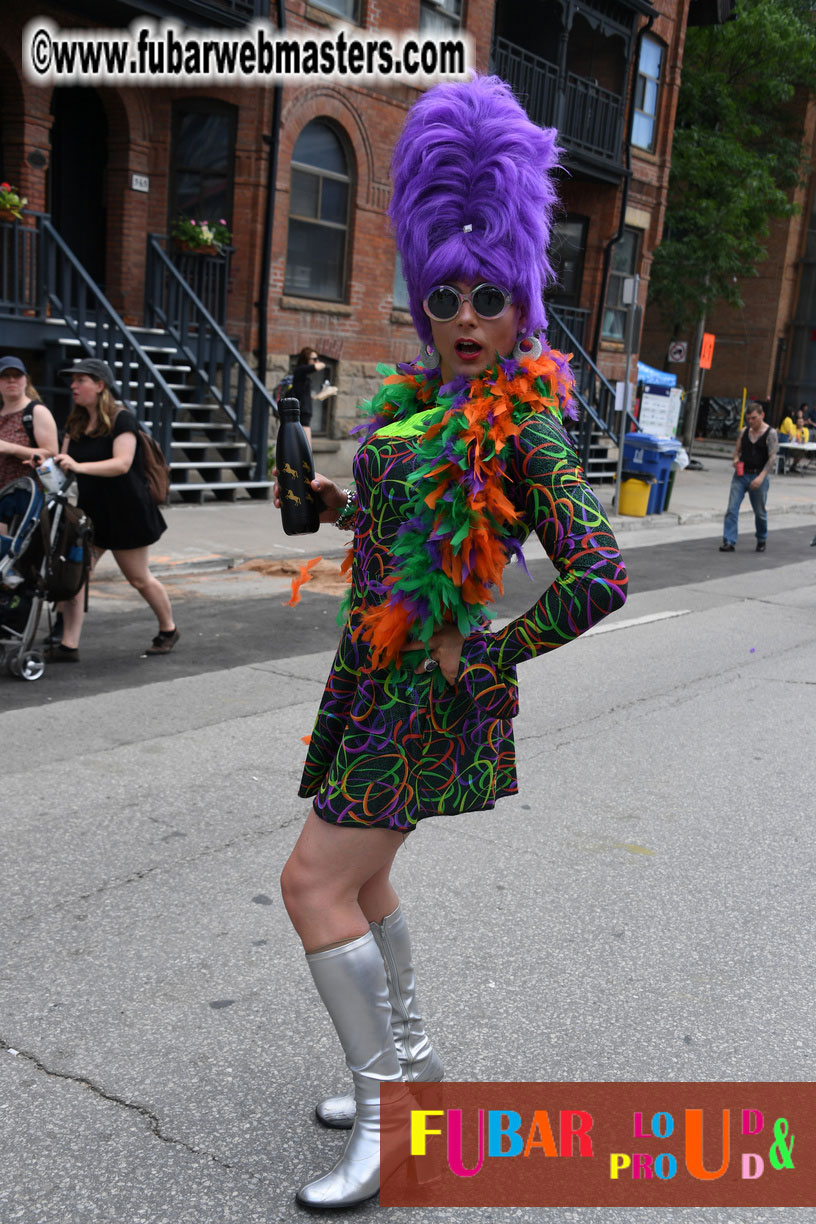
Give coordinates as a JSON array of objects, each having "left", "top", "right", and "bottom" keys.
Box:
[{"left": 389, "top": 75, "right": 561, "bottom": 345}]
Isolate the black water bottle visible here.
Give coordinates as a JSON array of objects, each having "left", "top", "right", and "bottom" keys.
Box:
[{"left": 276, "top": 398, "right": 320, "bottom": 535}]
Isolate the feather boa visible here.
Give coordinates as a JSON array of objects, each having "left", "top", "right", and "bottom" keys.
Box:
[{"left": 352, "top": 347, "right": 577, "bottom": 670}]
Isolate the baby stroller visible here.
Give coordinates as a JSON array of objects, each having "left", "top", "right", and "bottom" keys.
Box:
[{"left": 0, "top": 473, "right": 92, "bottom": 681}]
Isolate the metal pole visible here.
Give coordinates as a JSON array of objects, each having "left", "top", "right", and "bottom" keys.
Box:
[
  {"left": 613, "top": 274, "right": 639, "bottom": 506},
  {"left": 682, "top": 313, "right": 706, "bottom": 454}
]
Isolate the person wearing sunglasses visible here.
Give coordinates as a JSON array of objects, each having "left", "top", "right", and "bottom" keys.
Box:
[
  {"left": 291, "top": 345, "right": 328, "bottom": 445},
  {"left": 275, "top": 76, "right": 628, "bottom": 1209}
]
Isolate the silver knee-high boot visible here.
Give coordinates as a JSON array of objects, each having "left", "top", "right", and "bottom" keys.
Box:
[
  {"left": 316, "top": 904, "right": 444, "bottom": 1129},
  {"left": 297, "top": 931, "right": 404, "bottom": 1208}
]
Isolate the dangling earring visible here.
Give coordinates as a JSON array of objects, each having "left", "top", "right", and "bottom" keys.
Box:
[
  {"left": 513, "top": 333, "right": 543, "bottom": 362},
  {"left": 416, "top": 342, "right": 439, "bottom": 370}
]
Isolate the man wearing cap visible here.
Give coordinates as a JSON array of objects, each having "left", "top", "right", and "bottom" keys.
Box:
[{"left": 51, "top": 358, "right": 178, "bottom": 660}]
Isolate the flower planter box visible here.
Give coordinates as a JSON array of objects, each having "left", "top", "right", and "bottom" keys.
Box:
[{"left": 174, "top": 240, "right": 219, "bottom": 255}]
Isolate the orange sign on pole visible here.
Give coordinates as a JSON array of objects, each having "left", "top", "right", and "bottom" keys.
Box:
[{"left": 699, "top": 332, "right": 716, "bottom": 369}]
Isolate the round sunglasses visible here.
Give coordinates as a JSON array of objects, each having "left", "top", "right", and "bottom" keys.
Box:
[{"left": 423, "top": 283, "right": 513, "bottom": 322}]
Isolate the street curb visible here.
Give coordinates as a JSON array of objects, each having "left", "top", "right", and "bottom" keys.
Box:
[
  {"left": 93, "top": 499, "right": 816, "bottom": 584},
  {"left": 153, "top": 549, "right": 350, "bottom": 578},
  {"left": 607, "top": 497, "right": 816, "bottom": 532}
]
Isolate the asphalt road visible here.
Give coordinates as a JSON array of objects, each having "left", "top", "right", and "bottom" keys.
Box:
[
  {"left": 2, "top": 521, "right": 814, "bottom": 710},
  {"left": 1, "top": 521, "right": 815, "bottom": 1223}
]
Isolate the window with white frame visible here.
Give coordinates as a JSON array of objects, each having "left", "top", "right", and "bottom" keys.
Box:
[
  {"left": 632, "top": 36, "right": 663, "bottom": 152},
  {"left": 419, "top": 0, "right": 462, "bottom": 34},
  {"left": 602, "top": 227, "right": 641, "bottom": 341},
  {"left": 285, "top": 121, "right": 351, "bottom": 301}
]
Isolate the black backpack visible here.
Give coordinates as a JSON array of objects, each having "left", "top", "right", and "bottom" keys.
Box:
[
  {"left": 21, "top": 400, "right": 39, "bottom": 448},
  {"left": 42, "top": 503, "right": 94, "bottom": 603}
]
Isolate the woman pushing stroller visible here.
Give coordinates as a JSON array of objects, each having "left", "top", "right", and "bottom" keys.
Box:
[{"left": 51, "top": 358, "right": 179, "bottom": 661}]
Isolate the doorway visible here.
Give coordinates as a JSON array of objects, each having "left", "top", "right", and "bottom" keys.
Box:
[{"left": 49, "top": 87, "right": 108, "bottom": 289}]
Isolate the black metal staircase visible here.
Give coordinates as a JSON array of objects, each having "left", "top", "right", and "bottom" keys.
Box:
[
  {"left": 0, "top": 214, "right": 274, "bottom": 502},
  {"left": 142, "top": 236, "right": 272, "bottom": 501},
  {"left": 547, "top": 304, "right": 639, "bottom": 482}
]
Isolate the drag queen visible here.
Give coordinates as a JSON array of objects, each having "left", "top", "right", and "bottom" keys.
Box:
[{"left": 278, "top": 76, "right": 628, "bottom": 1208}]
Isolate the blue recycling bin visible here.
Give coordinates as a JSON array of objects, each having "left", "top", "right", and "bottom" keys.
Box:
[{"left": 622, "top": 433, "right": 682, "bottom": 514}]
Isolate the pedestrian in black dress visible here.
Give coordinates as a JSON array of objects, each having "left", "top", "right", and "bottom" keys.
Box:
[
  {"left": 291, "top": 345, "right": 326, "bottom": 445},
  {"left": 52, "top": 358, "right": 178, "bottom": 661}
]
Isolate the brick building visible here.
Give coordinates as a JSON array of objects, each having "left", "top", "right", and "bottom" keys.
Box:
[
  {"left": 638, "top": 47, "right": 816, "bottom": 430},
  {"left": 1, "top": 0, "right": 698, "bottom": 494}
]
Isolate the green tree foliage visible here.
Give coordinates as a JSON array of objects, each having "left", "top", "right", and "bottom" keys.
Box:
[{"left": 649, "top": 0, "right": 816, "bottom": 331}]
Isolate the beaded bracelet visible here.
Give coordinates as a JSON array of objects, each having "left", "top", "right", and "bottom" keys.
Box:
[{"left": 334, "top": 488, "right": 358, "bottom": 530}]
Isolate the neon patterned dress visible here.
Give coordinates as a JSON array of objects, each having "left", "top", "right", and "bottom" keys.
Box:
[{"left": 298, "top": 350, "right": 627, "bottom": 830}]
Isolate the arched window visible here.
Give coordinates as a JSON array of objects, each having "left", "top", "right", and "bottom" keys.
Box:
[{"left": 285, "top": 121, "right": 351, "bottom": 301}]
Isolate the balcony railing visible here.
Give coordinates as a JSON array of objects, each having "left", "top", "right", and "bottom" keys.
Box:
[
  {"left": 170, "top": 243, "right": 233, "bottom": 329},
  {"left": 562, "top": 73, "right": 624, "bottom": 159},
  {"left": 491, "top": 37, "right": 625, "bottom": 165},
  {"left": 491, "top": 39, "right": 561, "bottom": 132},
  {"left": 1, "top": 217, "right": 40, "bottom": 317}
]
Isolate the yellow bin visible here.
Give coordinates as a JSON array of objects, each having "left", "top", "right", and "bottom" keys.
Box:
[{"left": 618, "top": 477, "right": 651, "bottom": 517}]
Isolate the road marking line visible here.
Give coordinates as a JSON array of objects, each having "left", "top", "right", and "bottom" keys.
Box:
[{"left": 584, "top": 609, "right": 691, "bottom": 636}]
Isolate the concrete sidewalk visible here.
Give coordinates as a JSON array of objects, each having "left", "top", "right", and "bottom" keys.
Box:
[{"left": 96, "top": 447, "right": 816, "bottom": 581}]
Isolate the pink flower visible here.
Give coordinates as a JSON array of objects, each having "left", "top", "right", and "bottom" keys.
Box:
[{"left": 219, "top": 218, "right": 226, "bottom": 225}]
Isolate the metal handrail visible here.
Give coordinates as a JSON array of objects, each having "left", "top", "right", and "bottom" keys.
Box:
[
  {"left": 39, "top": 217, "right": 181, "bottom": 459},
  {"left": 548, "top": 304, "right": 641, "bottom": 467},
  {"left": 0, "top": 215, "right": 40, "bottom": 317},
  {"left": 145, "top": 235, "right": 273, "bottom": 482}
]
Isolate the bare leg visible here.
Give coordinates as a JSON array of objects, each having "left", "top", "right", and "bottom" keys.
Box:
[
  {"left": 112, "top": 546, "right": 174, "bottom": 631},
  {"left": 60, "top": 547, "right": 104, "bottom": 648},
  {"left": 282, "top": 810, "right": 409, "bottom": 1208},
  {"left": 280, "top": 808, "right": 404, "bottom": 952},
  {"left": 287, "top": 814, "right": 442, "bottom": 1144},
  {"left": 358, "top": 861, "right": 401, "bottom": 926}
]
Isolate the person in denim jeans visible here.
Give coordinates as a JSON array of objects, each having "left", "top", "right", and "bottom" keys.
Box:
[{"left": 720, "top": 402, "right": 778, "bottom": 553}]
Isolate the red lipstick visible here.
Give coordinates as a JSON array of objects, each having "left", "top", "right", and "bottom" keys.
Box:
[{"left": 454, "top": 339, "right": 483, "bottom": 361}]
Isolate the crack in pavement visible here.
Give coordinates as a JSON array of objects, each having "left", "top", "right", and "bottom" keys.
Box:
[
  {"left": 0, "top": 1038, "right": 246, "bottom": 1177},
  {"left": 246, "top": 662, "right": 327, "bottom": 684},
  {"left": 9, "top": 819, "right": 296, "bottom": 929}
]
